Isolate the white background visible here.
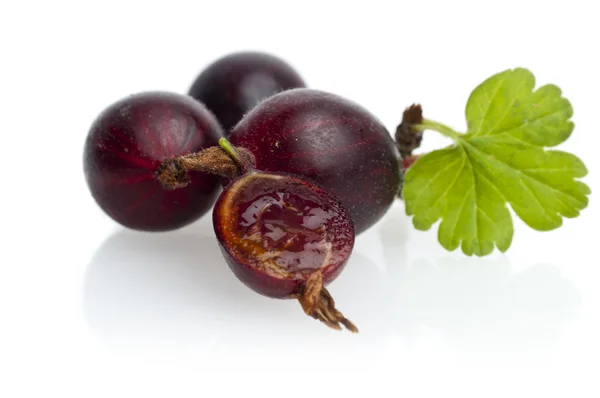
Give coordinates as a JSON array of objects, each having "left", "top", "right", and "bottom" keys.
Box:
[{"left": 1, "top": 1, "right": 598, "bottom": 397}]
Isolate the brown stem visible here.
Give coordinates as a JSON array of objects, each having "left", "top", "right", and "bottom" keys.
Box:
[
  {"left": 296, "top": 270, "right": 358, "bottom": 333},
  {"left": 395, "top": 104, "right": 424, "bottom": 159},
  {"left": 156, "top": 145, "right": 255, "bottom": 190}
]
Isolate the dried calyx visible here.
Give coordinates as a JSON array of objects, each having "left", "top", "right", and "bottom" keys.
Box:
[
  {"left": 394, "top": 104, "right": 425, "bottom": 198},
  {"left": 296, "top": 270, "right": 358, "bottom": 332},
  {"left": 395, "top": 104, "right": 424, "bottom": 159},
  {"left": 156, "top": 145, "right": 255, "bottom": 189}
]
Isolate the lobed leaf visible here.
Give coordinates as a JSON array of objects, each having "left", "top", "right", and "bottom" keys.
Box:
[{"left": 404, "top": 68, "right": 590, "bottom": 256}]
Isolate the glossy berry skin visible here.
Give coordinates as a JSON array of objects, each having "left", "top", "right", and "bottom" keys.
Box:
[
  {"left": 84, "top": 92, "right": 224, "bottom": 231},
  {"left": 188, "top": 51, "right": 306, "bottom": 134},
  {"left": 229, "top": 88, "right": 401, "bottom": 234},
  {"left": 213, "top": 171, "right": 354, "bottom": 298}
]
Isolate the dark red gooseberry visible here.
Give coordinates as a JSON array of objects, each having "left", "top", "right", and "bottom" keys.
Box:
[
  {"left": 229, "top": 88, "right": 401, "bottom": 235},
  {"left": 213, "top": 159, "right": 357, "bottom": 332},
  {"left": 188, "top": 51, "right": 306, "bottom": 134},
  {"left": 84, "top": 91, "right": 224, "bottom": 231}
]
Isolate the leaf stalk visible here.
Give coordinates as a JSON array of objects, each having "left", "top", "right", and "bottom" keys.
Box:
[{"left": 414, "top": 119, "right": 463, "bottom": 142}]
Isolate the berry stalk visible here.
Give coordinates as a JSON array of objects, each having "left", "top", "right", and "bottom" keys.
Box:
[{"left": 218, "top": 137, "right": 255, "bottom": 173}]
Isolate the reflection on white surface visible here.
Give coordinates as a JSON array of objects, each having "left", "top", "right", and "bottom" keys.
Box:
[
  {"left": 82, "top": 220, "right": 225, "bottom": 350},
  {"left": 384, "top": 257, "right": 580, "bottom": 353},
  {"left": 374, "top": 205, "right": 583, "bottom": 358},
  {"left": 83, "top": 212, "right": 581, "bottom": 356},
  {"left": 83, "top": 216, "right": 342, "bottom": 352}
]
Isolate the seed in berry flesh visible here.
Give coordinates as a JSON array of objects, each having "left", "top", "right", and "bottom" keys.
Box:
[
  {"left": 213, "top": 140, "right": 357, "bottom": 331},
  {"left": 188, "top": 51, "right": 306, "bottom": 134},
  {"left": 84, "top": 91, "right": 224, "bottom": 231},
  {"left": 229, "top": 88, "right": 401, "bottom": 234}
]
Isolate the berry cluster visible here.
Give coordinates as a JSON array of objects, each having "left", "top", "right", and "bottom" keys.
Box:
[
  {"left": 84, "top": 51, "right": 407, "bottom": 332},
  {"left": 87, "top": 51, "right": 587, "bottom": 332}
]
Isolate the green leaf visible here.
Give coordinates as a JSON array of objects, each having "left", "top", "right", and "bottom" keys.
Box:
[{"left": 403, "top": 68, "right": 590, "bottom": 256}]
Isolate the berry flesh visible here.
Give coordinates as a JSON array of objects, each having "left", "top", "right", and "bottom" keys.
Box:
[
  {"left": 213, "top": 152, "right": 357, "bottom": 331},
  {"left": 188, "top": 51, "right": 306, "bottom": 134},
  {"left": 229, "top": 88, "right": 401, "bottom": 234},
  {"left": 214, "top": 171, "right": 353, "bottom": 298},
  {"left": 84, "top": 92, "right": 224, "bottom": 231}
]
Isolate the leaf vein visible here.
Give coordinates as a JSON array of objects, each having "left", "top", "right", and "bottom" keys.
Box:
[
  {"left": 502, "top": 105, "right": 571, "bottom": 137},
  {"left": 521, "top": 167, "right": 578, "bottom": 173},
  {"left": 477, "top": 206, "right": 495, "bottom": 228},
  {"left": 462, "top": 144, "right": 484, "bottom": 254},
  {"left": 520, "top": 174, "right": 557, "bottom": 224},
  {"left": 463, "top": 139, "right": 586, "bottom": 207},
  {"left": 422, "top": 155, "right": 467, "bottom": 220},
  {"left": 475, "top": 73, "right": 507, "bottom": 135},
  {"left": 411, "top": 154, "right": 464, "bottom": 206},
  {"left": 485, "top": 76, "right": 530, "bottom": 136},
  {"left": 450, "top": 185, "right": 474, "bottom": 248}
]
